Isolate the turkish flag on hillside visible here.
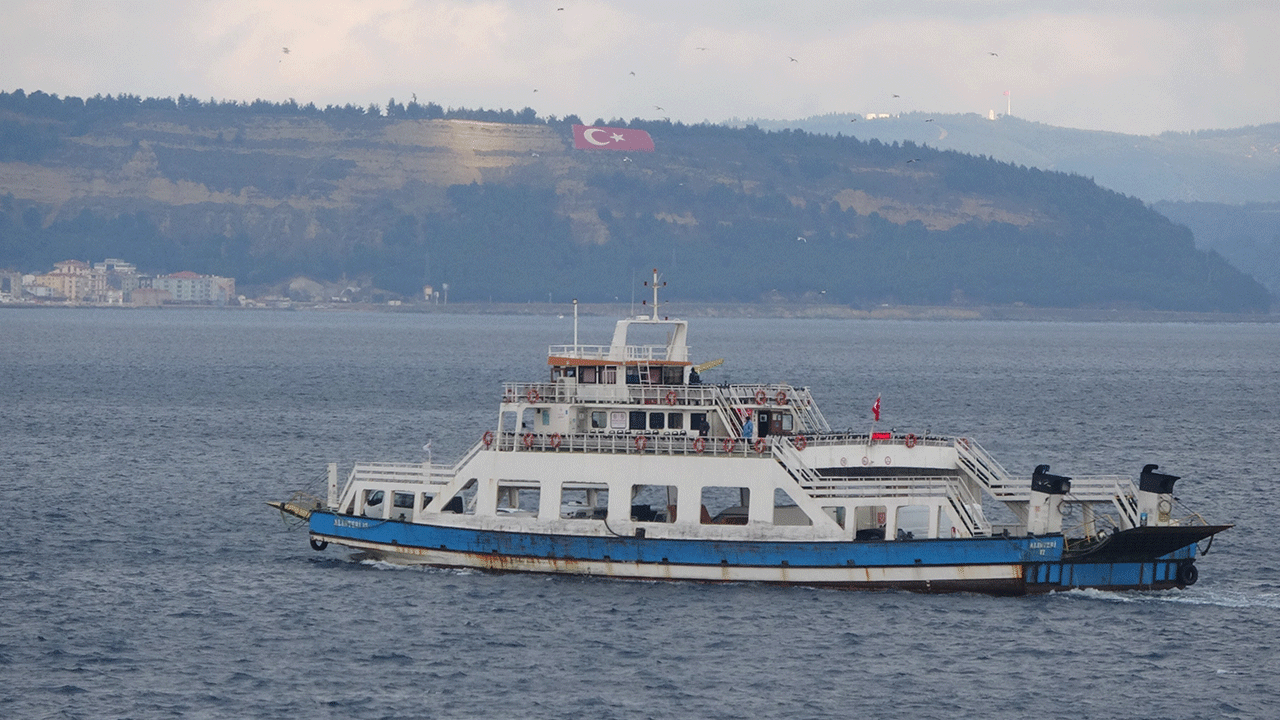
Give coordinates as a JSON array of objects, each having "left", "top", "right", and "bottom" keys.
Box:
[{"left": 572, "top": 125, "right": 655, "bottom": 152}]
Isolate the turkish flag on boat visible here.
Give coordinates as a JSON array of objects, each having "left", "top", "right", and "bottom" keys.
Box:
[
  {"left": 572, "top": 125, "right": 655, "bottom": 152},
  {"left": 872, "top": 395, "right": 881, "bottom": 422}
]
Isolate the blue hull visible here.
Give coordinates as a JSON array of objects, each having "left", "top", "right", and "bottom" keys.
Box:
[{"left": 309, "top": 512, "right": 1205, "bottom": 595}]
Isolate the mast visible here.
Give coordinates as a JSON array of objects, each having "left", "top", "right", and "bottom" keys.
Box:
[{"left": 643, "top": 268, "right": 665, "bottom": 320}]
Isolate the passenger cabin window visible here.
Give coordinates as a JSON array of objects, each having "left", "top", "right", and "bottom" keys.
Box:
[
  {"left": 393, "top": 492, "right": 414, "bottom": 509},
  {"left": 496, "top": 483, "right": 541, "bottom": 516},
  {"left": 581, "top": 366, "right": 598, "bottom": 383},
  {"left": 631, "top": 484, "right": 677, "bottom": 523},
  {"left": 560, "top": 488, "right": 608, "bottom": 519},
  {"left": 896, "top": 505, "right": 929, "bottom": 540},
  {"left": 668, "top": 413, "right": 684, "bottom": 430},
  {"left": 591, "top": 411, "right": 608, "bottom": 430},
  {"left": 649, "top": 412, "right": 665, "bottom": 430},
  {"left": 773, "top": 488, "right": 812, "bottom": 526},
  {"left": 702, "top": 487, "right": 750, "bottom": 525},
  {"left": 610, "top": 411, "right": 627, "bottom": 430},
  {"left": 442, "top": 479, "right": 478, "bottom": 515},
  {"left": 629, "top": 411, "right": 646, "bottom": 430},
  {"left": 854, "top": 505, "right": 888, "bottom": 540}
]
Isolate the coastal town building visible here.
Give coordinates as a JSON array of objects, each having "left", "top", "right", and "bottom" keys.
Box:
[
  {"left": 17, "top": 258, "right": 236, "bottom": 306},
  {"left": 150, "top": 270, "right": 236, "bottom": 305}
]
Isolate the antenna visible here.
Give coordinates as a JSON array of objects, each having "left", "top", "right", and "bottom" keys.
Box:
[{"left": 573, "top": 298, "right": 578, "bottom": 347}]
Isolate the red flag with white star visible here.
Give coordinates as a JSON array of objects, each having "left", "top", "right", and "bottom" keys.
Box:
[{"left": 572, "top": 125, "right": 655, "bottom": 152}]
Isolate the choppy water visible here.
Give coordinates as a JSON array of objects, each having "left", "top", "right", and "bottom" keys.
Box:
[{"left": 2, "top": 308, "right": 1277, "bottom": 719}]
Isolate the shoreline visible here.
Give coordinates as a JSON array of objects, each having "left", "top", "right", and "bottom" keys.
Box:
[{"left": 3, "top": 300, "right": 1277, "bottom": 323}]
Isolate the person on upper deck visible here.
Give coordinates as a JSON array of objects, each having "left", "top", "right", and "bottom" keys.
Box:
[{"left": 741, "top": 415, "right": 754, "bottom": 439}]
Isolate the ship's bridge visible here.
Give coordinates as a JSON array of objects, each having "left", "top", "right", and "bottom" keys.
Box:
[{"left": 549, "top": 317, "right": 690, "bottom": 366}]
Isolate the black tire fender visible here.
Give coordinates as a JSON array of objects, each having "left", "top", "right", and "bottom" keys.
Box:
[
  {"left": 310, "top": 537, "right": 328, "bottom": 551},
  {"left": 1177, "top": 562, "right": 1198, "bottom": 586}
]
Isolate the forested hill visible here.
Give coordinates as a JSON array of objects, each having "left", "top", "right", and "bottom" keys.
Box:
[{"left": 0, "top": 89, "right": 1270, "bottom": 312}]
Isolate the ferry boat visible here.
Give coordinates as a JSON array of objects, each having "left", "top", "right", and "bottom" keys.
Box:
[{"left": 271, "top": 271, "right": 1231, "bottom": 595}]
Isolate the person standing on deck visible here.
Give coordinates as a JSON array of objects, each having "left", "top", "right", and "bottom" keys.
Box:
[{"left": 741, "top": 412, "right": 754, "bottom": 439}]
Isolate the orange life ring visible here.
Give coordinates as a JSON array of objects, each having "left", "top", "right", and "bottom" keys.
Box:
[
  {"left": 522, "top": 433, "right": 535, "bottom": 448},
  {"left": 753, "top": 438, "right": 767, "bottom": 454},
  {"left": 905, "top": 433, "right": 917, "bottom": 448},
  {"left": 692, "top": 437, "right": 706, "bottom": 454},
  {"left": 665, "top": 390, "right": 678, "bottom": 406},
  {"left": 775, "top": 390, "right": 788, "bottom": 405},
  {"left": 549, "top": 433, "right": 562, "bottom": 449},
  {"left": 755, "top": 389, "right": 767, "bottom": 404},
  {"left": 793, "top": 434, "right": 807, "bottom": 451},
  {"left": 526, "top": 387, "right": 540, "bottom": 403},
  {"left": 635, "top": 435, "right": 648, "bottom": 451},
  {"left": 482, "top": 430, "right": 494, "bottom": 447},
  {"left": 722, "top": 438, "right": 737, "bottom": 453}
]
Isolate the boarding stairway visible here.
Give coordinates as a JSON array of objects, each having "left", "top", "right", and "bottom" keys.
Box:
[
  {"left": 772, "top": 439, "right": 995, "bottom": 538},
  {"left": 954, "top": 438, "right": 1142, "bottom": 531}
]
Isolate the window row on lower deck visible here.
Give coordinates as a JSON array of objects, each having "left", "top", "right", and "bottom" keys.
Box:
[{"left": 352, "top": 480, "right": 960, "bottom": 539}]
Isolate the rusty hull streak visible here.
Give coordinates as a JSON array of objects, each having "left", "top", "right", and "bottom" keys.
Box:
[{"left": 310, "top": 534, "right": 1031, "bottom": 594}]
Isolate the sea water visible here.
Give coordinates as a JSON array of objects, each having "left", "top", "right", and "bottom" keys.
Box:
[{"left": 2, "top": 309, "right": 1277, "bottom": 719}]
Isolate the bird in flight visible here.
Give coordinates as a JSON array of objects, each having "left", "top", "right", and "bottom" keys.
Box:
[
  {"left": 654, "top": 105, "right": 664, "bottom": 111},
  {"left": 282, "top": 47, "right": 290, "bottom": 54},
  {"left": 925, "top": 118, "right": 933, "bottom": 122},
  {"left": 989, "top": 52, "right": 998, "bottom": 56},
  {"left": 696, "top": 47, "right": 708, "bottom": 51},
  {"left": 906, "top": 158, "right": 920, "bottom": 163},
  {"left": 788, "top": 56, "right": 798, "bottom": 63}
]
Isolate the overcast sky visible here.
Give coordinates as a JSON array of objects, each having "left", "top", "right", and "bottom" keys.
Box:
[{"left": 4, "top": 1, "right": 1278, "bottom": 136}]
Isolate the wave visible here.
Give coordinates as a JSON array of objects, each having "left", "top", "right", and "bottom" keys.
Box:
[{"left": 1052, "top": 586, "right": 1280, "bottom": 609}]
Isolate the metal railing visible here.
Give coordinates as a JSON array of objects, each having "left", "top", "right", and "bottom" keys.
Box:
[
  {"left": 548, "top": 344, "right": 674, "bottom": 362},
  {"left": 489, "top": 431, "right": 780, "bottom": 458}
]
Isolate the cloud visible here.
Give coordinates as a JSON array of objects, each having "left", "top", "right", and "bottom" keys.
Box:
[{"left": 2, "top": 0, "right": 1278, "bottom": 135}]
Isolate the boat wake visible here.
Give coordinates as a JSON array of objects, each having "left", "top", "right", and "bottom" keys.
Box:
[{"left": 1054, "top": 586, "right": 1280, "bottom": 609}]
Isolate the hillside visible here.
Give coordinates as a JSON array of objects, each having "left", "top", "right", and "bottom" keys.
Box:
[
  {"left": 740, "top": 111, "right": 1280, "bottom": 205},
  {"left": 0, "top": 89, "right": 1270, "bottom": 313}
]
